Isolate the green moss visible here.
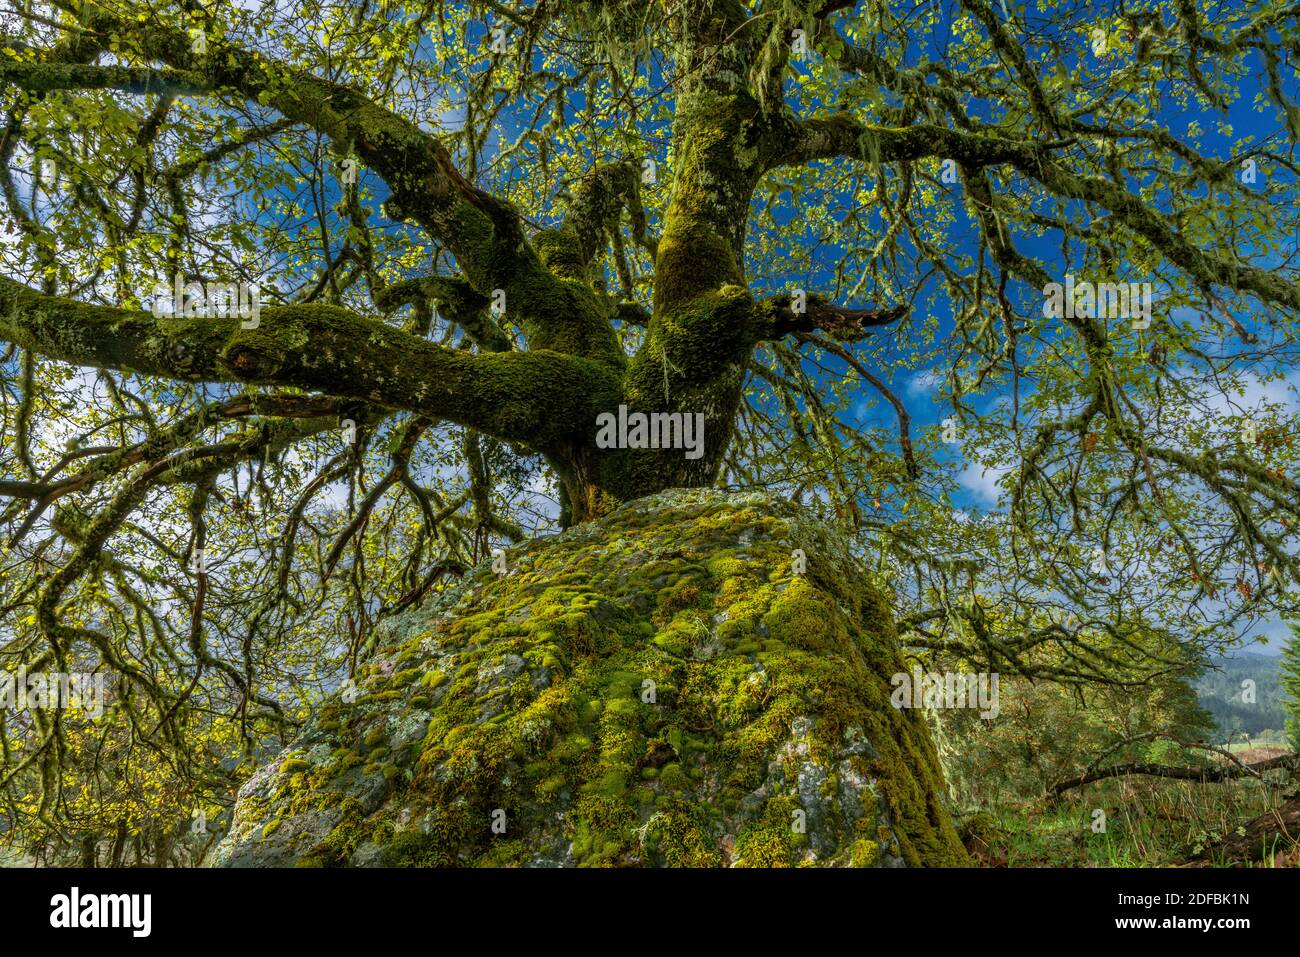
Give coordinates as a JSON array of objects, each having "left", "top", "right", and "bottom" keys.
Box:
[
  {"left": 642, "top": 800, "right": 722, "bottom": 866},
  {"left": 223, "top": 490, "right": 967, "bottom": 868},
  {"left": 761, "top": 578, "right": 844, "bottom": 651},
  {"left": 658, "top": 763, "right": 689, "bottom": 793},
  {"left": 296, "top": 797, "right": 373, "bottom": 867},
  {"left": 851, "top": 838, "right": 880, "bottom": 867}
]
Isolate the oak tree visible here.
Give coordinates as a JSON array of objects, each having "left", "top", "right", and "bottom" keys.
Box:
[{"left": 3, "top": 0, "right": 1300, "bottom": 861}]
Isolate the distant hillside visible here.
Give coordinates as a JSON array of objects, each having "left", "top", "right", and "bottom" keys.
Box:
[{"left": 1195, "top": 652, "right": 1289, "bottom": 742}]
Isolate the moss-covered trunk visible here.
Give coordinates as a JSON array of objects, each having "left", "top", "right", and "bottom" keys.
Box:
[{"left": 549, "top": 14, "right": 791, "bottom": 523}]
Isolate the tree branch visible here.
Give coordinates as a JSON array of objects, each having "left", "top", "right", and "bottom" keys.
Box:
[
  {"left": 762, "top": 292, "right": 907, "bottom": 341},
  {"left": 1051, "top": 753, "right": 1298, "bottom": 797},
  {"left": 3, "top": 3, "right": 582, "bottom": 332},
  {"left": 769, "top": 114, "right": 1072, "bottom": 172},
  {"left": 0, "top": 275, "right": 620, "bottom": 450}
]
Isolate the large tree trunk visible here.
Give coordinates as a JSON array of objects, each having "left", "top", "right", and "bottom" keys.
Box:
[{"left": 547, "top": 9, "right": 789, "bottom": 523}]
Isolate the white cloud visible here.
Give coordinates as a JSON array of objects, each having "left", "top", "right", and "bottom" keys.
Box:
[
  {"left": 959, "top": 461, "right": 1009, "bottom": 505},
  {"left": 1194, "top": 370, "right": 1300, "bottom": 421},
  {"left": 905, "top": 369, "right": 944, "bottom": 400}
]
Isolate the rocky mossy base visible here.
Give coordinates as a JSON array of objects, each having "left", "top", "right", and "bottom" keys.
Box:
[{"left": 214, "top": 488, "right": 968, "bottom": 867}]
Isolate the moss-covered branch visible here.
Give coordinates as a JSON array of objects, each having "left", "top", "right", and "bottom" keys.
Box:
[
  {"left": 555, "top": 159, "right": 655, "bottom": 272},
  {"left": 771, "top": 114, "right": 1071, "bottom": 172},
  {"left": 375, "top": 276, "right": 511, "bottom": 351},
  {"left": 4, "top": 5, "right": 625, "bottom": 368},
  {"left": 17, "top": 2, "right": 516, "bottom": 294},
  {"left": 0, "top": 275, "right": 620, "bottom": 450},
  {"left": 1018, "top": 158, "right": 1300, "bottom": 314},
  {"left": 0, "top": 57, "right": 206, "bottom": 97},
  {"left": 759, "top": 293, "right": 907, "bottom": 342}
]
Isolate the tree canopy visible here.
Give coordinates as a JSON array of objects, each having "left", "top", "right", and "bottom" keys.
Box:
[{"left": 3, "top": 0, "right": 1300, "bottom": 864}]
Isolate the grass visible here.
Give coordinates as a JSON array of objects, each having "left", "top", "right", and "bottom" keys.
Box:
[{"left": 959, "top": 772, "right": 1296, "bottom": 867}]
